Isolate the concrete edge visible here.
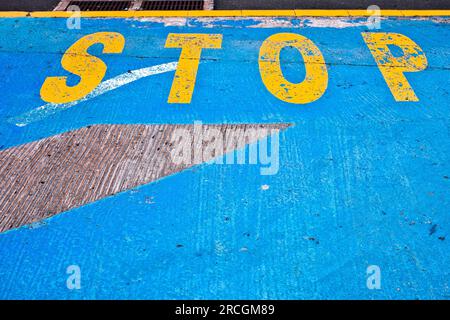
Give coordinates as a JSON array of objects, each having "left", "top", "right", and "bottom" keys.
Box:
[{"left": 0, "top": 9, "right": 449, "bottom": 18}]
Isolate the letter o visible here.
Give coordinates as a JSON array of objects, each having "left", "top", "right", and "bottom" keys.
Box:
[{"left": 258, "top": 33, "right": 328, "bottom": 104}]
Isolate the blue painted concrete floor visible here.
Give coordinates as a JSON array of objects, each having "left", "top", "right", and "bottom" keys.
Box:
[{"left": 0, "top": 16, "right": 449, "bottom": 299}]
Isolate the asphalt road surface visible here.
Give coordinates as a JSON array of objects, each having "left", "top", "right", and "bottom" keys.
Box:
[
  {"left": 1, "top": 0, "right": 449, "bottom": 11},
  {"left": 216, "top": 0, "right": 450, "bottom": 10}
]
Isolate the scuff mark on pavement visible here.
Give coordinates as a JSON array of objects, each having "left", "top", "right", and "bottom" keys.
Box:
[{"left": 9, "top": 61, "right": 179, "bottom": 127}]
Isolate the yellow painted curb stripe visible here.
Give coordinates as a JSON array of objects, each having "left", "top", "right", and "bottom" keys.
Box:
[
  {"left": 0, "top": 10, "right": 449, "bottom": 18},
  {"left": 187, "top": 10, "right": 242, "bottom": 17},
  {"left": 347, "top": 10, "right": 405, "bottom": 17},
  {"left": 30, "top": 10, "right": 190, "bottom": 17},
  {"left": 401, "top": 10, "right": 450, "bottom": 16},
  {"left": 0, "top": 11, "right": 28, "bottom": 17},
  {"left": 295, "top": 9, "right": 353, "bottom": 16},
  {"left": 242, "top": 10, "right": 296, "bottom": 16}
]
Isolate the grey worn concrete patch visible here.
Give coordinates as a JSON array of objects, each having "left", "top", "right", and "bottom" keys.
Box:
[{"left": 0, "top": 123, "right": 290, "bottom": 233}]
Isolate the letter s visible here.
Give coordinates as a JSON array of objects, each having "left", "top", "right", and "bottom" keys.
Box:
[{"left": 40, "top": 32, "right": 125, "bottom": 104}]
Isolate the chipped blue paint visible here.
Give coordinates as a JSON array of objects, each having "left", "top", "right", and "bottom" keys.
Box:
[{"left": 0, "top": 17, "right": 449, "bottom": 299}]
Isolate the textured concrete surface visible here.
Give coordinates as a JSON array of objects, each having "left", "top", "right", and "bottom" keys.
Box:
[{"left": 0, "top": 123, "right": 288, "bottom": 232}]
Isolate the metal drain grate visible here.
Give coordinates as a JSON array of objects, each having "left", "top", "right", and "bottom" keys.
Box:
[
  {"left": 140, "top": 1, "right": 204, "bottom": 10},
  {"left": 67, "top": 1, "right": 132, "bottom": 11}
]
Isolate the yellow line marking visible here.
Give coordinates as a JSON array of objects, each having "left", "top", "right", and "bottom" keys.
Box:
[
  {"left": 242, "top": 10, "right": 296, "bottom": 16},
  {"left": 31, "top": 11, "right": 71, "bottom": 17},
  {"left": 0, "top": 10, "right": 449, "bottom": 18},
  {"left": 295, "top": 9, "right": 350, "bottom": 16},
  {"left": 31, "top": 10, "right": 190, "bottom": 17},
  {"left": 0, "top": 11, "right": 28, "bottom": 17},
  {"left": 187, "top": 10, "right": 242, "bottom": 17},
  {"left": 122, "top": 10, "right": 189, "bottom": 17},
  {"left": 347, "top": 9, "right": 405, "bottom": 17},
  {"left": 401, "top": 10, "right": 450, "bottom": 16}
]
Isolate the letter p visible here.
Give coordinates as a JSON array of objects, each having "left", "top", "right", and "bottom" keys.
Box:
[{"left": 362, "top": 32, "right": 428, "bottom": 102}]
